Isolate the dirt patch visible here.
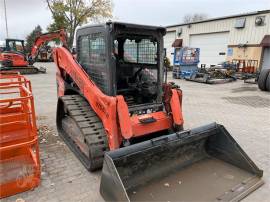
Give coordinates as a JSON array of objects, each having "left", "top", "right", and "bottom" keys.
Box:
[
  {"left": 222, "top": 96, "right": 270, "bottom": 108},
  {"left": 38, "top": 124, "right": 61, "bottom": 145}
]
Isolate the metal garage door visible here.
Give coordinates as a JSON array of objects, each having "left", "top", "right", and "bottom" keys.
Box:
[
  {"left": 190, "top": 32, "right": 229, "bottom": 67},
  {"left": 164, "top": 31, "right": 176, "bottom": 64}
]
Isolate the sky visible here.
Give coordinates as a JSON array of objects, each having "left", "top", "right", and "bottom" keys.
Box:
[{"left": 0, "top": 0, "right": 269, "bottom": 40}]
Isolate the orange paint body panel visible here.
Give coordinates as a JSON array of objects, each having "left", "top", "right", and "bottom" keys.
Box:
[
  {"left": 0, "top": 73, "right": 40, "bottom": 198},
  {"left": 170, "top": 89, "right": 184, "bottom": 126},
  {"left": 116, "top": 96, "right": 133, "bottom": 139},
  {"left": 131, "top": 112, "right": 172, "bottom": 137},
  {"left": 0, "top": 52, "right": 29, "bottom": 66}
]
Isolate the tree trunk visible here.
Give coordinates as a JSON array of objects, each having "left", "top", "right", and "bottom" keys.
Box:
[
  {"left": 68, "top": 36, "right": 73, "bottom": 49},
  {"left": 68, "top": 29, "right": 75, "bottom": 49}
]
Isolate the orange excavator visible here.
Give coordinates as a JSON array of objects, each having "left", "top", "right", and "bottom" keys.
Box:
[
  {"left": 0, "top": 30, "right": 66, "bottom": 74},
  {"left": 6, "top": 23, "right": 262, "bottom": 201}
]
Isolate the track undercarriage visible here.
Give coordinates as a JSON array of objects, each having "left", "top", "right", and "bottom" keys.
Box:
[
  {"left": 57, "top": 95, "right": 108, "bottom": 171},
  {"left": 0, "top": 66, "right": 46, "bottom": 74}
]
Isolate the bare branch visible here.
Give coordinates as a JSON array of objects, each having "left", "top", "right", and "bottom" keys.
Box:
[
  {"left": 46, "top": 0, "right": 55, "bottom": 15},
  {"left": 47, "top": 0, "right": 113, "bottom": 48},
  {"left": 183, "top": 13, "right": 208, "bottom": 23}
]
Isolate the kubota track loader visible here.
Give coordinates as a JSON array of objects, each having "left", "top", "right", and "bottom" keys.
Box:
[{"left": 48, "top": 22, "right": 262, "bottom": 201}]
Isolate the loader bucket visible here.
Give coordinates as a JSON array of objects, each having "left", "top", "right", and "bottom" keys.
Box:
[{"left": 100, "top": 123, "right": 263, "bottom": 202}]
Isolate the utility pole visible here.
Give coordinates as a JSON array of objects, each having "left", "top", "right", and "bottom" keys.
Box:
[{"left": 3, "top": 0, "right": 9, "bottom": 38}]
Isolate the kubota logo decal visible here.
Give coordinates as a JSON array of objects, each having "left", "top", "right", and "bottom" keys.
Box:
[{"left": 95, "top": 101, "right": 109, "bottom": 118}]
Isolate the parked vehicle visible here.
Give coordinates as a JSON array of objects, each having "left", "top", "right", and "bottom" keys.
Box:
[
  {"left": 37, "top": 22, "right": 264, "bottom": 201},
  {"left": 172, "top": 47, "right": 200, "bottom": 79},
  {"left": 0, "top": 30, "right": 66, "bottom": 74}
]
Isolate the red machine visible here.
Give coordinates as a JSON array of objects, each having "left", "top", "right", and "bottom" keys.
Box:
[
  {"left": 0, "top": 30, "right": 67, "bottom": 74},
  {"left": 0, "top": 39, "right": 29, "bottom": 67},
  {"left": 54, "top": 24, "right": 184, "bottom": 164},
  {"left": 30, "top": 23, "right": 263, "bottom": 201}
]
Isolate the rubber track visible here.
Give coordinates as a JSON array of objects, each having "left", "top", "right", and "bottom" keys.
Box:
[
  {"left": 0, "top": 67, "right": 40, "bottom": 74},
  {"left": 61, "top": 95, "right": 109, "bottom": 171}
]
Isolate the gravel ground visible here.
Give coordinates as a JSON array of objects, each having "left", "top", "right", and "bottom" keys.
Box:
[{"left": 2, "top": 62, "right": 270, "bottom": 202}]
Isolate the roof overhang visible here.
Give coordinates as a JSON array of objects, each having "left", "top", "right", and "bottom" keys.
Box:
[
  {"left": 260, "top": 35, "right": 270, "bottom": 47},
  {"left": 172, "top": 39, "right": 183, "bottom": 47},
  {"left": 166, "top": 10, "right": 270, "bottom": 28}
]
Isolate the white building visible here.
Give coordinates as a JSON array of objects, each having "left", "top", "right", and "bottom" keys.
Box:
[{"left": 164, "top": 10, "right": 270, "bottom": 70}]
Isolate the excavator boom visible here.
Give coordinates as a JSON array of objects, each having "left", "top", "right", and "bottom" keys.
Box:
[{"left": 30, "top": 29, "right": 67, "bottom": 63}]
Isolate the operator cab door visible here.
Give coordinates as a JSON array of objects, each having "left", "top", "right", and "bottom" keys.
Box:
[
  {"left": 111, "top": 30, "right": 164, "bottom": 109},
  {"left": 77, "top": 26, "right": 111, "bottom": 95}
]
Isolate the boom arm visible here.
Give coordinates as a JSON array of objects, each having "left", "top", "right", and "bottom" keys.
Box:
[{"left": 30, "top": 29, "right": 67, "bottom": 62}]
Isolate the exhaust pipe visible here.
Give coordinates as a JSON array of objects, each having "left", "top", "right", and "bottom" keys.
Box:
[{"left": 100, "top": 123, "right": 263, "bottom": 202}]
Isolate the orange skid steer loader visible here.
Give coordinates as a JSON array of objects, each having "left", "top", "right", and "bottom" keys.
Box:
[{"left": 46, "top": 22, "right": 262, "bottom": 201}]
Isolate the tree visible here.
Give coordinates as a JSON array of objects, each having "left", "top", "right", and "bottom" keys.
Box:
[
  {"left": 183, "top": 13, "right": 208, "bottom": 23},
  {"left": 25, "top": 25, "right": 43, "bottom": 53},
  {"left": 46, "top": 0, "right": 113, "bottom": 48},
  {"left": 47, "top": 13, "right": 68, "bottom": 32}
]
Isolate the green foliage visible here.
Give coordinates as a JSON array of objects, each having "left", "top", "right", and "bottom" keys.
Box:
[
  {"left": 47, "top": 13, "right": 67, "bottom": 32},
  {"left": 46, "top": 0, "right": 113, "bottom": 48},
  {"left": 25, "top": 25, "right": 42, "bottom": 53}
]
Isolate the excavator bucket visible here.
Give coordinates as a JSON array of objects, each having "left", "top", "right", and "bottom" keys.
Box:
[{"left": 100, "top": 123, "right": 263, "bottom": 202}]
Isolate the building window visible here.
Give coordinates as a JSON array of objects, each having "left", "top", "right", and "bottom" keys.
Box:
[{"left": 235, "top": 18, "right": 246, "bottom": 29}]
